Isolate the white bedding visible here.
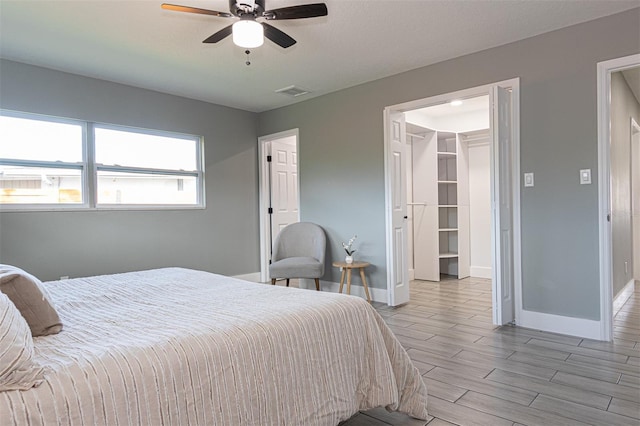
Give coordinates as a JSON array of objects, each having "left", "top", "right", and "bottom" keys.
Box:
[{"left": 1, "top": 268, "right": 428, "bottom": 425}]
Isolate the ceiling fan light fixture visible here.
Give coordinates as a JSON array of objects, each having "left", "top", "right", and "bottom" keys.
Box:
[
  {"left": 232, "top": 20, "right": 264, "bottom": 48},
  {"left": 164, "top": 1, "right": 327, "bottom": 48}
]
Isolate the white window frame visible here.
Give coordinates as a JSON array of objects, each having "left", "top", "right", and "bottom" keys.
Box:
[
  {"left": 92, "top": 123, "right": 205, "bottom": 210},
  {"left": 0, "top": 110, "right": 89, "bottom": 210},
  {"left": 0, "top": 110, "right": 205, "bottom": 211}
]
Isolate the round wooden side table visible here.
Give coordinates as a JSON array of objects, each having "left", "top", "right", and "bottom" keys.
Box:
[{"left": 331, "top": 260, "right": 371, "bottom": 303}]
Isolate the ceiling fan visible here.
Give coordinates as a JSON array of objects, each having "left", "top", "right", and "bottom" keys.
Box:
[{"left": 161, "top": 0, "right": 328, "bottom": 48}]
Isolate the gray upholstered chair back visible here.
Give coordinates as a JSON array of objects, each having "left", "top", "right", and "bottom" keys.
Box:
[{"left": 272, "top": 222, "right": 326, "bottom": 275}]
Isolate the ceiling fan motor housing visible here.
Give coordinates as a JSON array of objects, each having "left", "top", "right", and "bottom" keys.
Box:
[
  {"left": 230, "top": 0, "right": 265, "bottom": 16},
  {"left": 162, "top": 0, "right": 327, "bottom": 48}
]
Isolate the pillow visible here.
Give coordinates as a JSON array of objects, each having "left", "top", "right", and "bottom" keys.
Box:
[
  {"left": 0, "top": 292, "right": 45, "bottom": 391},
  {"left": 0, "top": 265, "right": 62, "bottom": 336}
]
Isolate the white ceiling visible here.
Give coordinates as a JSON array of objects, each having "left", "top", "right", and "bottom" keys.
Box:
[
  {"left": 0, "top": 1, "right": 638, "bottom": 113},
  {"left": 412, "top": 95, "right": 489, "bottom": 119},
  {"left": 406, "top": 94, "right": 490, "bottom": 133}
]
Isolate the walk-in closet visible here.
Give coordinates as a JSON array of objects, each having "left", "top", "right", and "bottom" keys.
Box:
[{"left": 405, "top": 95, "right": 492, "bottom": 282}]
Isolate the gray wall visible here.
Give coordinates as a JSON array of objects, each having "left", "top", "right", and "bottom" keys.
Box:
[
  {"left": 2, "top": 10, "right": 639, "bottom": 321},
  {"left": 611, "top": 71, "right": 640, "bottom": 297},
  {"left": 0, "top": 60, "right": 259, "bottom": 281},
  {"left": 258, "top": 9, "right": 640, "bottom": 320}
]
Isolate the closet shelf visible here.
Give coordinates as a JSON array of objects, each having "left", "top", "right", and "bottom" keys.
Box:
[{"left": 438, "top": 205, "right": 457, "bottom": 208}]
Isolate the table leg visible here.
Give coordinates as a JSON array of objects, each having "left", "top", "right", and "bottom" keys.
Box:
[
  {"left": 346, "top": 268, "right": 352, "bottom": 295},
  {"left": 359, "top": 268, "right": 371, "bottom": 303},
  {"left": 338, "top": 269, "right": 346, "bottom": 294}
]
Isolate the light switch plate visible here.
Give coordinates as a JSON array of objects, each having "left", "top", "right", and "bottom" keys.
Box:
[
  {"left": 524, "top": 172, "right": 534, "bottom": 187},
  {"left": 580, "top": 169, "right": 591, "bottom": 185}
]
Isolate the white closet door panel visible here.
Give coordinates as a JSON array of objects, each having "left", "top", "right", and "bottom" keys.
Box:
[
  {"left": 387, "top": 112, "right": 410, "bottom": 305},
  {"left": 412, "top": 130, "right": 439, "bottom": 281},
  {"left": 491, "top": 85, "right": 515, "bottom": 324},
  {"left": 406, "top": 138, "right": 414, "bottom": 275},
  {"left": 457, "top": 135, "right": 470, "bottom": 207},
  {"left": 457, "top": 134, "right": 471, "bottom": 279},
  {"left": 412, "top": 131, "right": 438, "bottom": 205},
  {"left": 458, "top": 205, "right": 471, "bottom": 279},
  {"left": 457, "top": 136, "right": 469, "bottom": 206},
  {"left": 414, "top": 206, "right": 440, "bottom": 281}
]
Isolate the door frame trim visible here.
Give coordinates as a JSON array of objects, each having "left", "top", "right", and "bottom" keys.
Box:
[
  {"left": 632, "top": 117, "right": 640, "bottom": 284},
  {"left": 383, "top": 78, "right": 522, "bottom": 325},
  {"left": 258, "top": 128, "right": 300, "bottom": 283},
  {"left": 597, "top": 54, "right": 640, "bottom": 341}
]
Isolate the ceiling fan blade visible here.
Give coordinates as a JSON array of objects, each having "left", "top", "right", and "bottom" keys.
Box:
[
  {"left": 263, "top": 3, "right": 327, "bottom": 20},
  {"left": 262, "top": 23, "right": 296, "bottom": 48},
  {"left": 161, "top": 3, "right": 232, "bottom": 18},
  {"left": 203, "top": 24, "right": 233, "bottom": 43}
]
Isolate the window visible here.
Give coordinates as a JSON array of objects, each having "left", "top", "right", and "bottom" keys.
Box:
[
  {"left": 94, "top": 126, "right": 202, "bottom": 207},
  {"left": 0, "top": 112, "right": 86, "bottom": 206},
  {"left": 0, "top": 111, "right": 204, "bottom": 210}
]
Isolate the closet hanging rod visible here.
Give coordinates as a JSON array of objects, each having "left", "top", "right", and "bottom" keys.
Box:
[
  {"left": 406, "top": 132, "right": 425, "bottom": 140},
  {"left": 462, "top": 135, "right": 490, "bottom": 144},
  {"left": 407, "top": 202, "right": 428, "bottom": 206}
]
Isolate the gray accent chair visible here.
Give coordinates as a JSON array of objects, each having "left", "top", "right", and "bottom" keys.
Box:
[{"left": 269, "top": 222, "right": 326, "bottom": 291}]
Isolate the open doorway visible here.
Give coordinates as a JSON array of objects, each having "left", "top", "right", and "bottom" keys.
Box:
[
  {"left": 597, "top": 55, "right": 640, "bottom": 341},
  {"left": 405, "top": 95, "right": 492, "bottom": 284},
  {"left": 258, "top": 129, "right": 300, "bottom": 283},
  {"left": 611, "top": 69, "right": 640, "bottom": 316},
  {"left": 383, "top": 78, "right": 521, "bottom": 326}
]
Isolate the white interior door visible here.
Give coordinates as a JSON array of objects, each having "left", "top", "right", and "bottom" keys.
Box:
[
  {"left": 259, "top": 129, "right": 299, "bottom": 283},
  {"left": 269, "top": 137, "right": 299, "bottom": 251},
  {"left": 457, "top": 134, "right": 471, "bottom": 279},
  {"left": 386, "top": 111, "right": 410, "bottom": 305},
  {"left": 491, "top": 85, "right": 515, "bottom": 325}
]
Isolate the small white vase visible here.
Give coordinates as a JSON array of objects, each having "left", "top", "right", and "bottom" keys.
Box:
[{"left": 345, "top": 255, "right": 353, "bottom": 264}]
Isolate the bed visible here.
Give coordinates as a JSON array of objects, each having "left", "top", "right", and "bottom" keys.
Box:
[{"left": 1, "top": 267, "right": 428, "bottom": 425}]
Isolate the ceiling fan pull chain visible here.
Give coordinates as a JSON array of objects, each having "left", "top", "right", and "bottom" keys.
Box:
[{"left": 245, "top": 49, "right": 252, "bottom": 66}]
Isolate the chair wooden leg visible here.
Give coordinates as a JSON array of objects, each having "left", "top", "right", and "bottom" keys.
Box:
[
  {"left": 286, "top": 279, "right": 290, "bottom": 287},
  {"left": 315, "top": 278, "right": 320, "bottom": 291},
  {"left": 271, "top": 278, "right": 276, "bottom": 285}
]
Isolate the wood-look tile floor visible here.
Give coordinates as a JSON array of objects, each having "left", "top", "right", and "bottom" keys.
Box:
[{"left": 339, "top": 277, "right": 640, "bottom": 426}]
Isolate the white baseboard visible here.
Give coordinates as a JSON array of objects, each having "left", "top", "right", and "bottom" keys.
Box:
[
  {"left": 613, "top": 279, "right": 636, "bottom": 317},
  {"left": 232, "top": 272, "right": 262, "bottom": 283},
  {"left": 518, "top": 309, "right": 601, "bottom": 340},
  {"left": 409, "top": 268, "right": 415, "bottom": 281},
  {"left": 300, "top": 279, "right": 387, "bottom": 304},
  {"left": 237, "top": 274, "right": 387, "bottom": 303},
  {"left": 470, "top": 266, "right": 492, "bottom": 279}
]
